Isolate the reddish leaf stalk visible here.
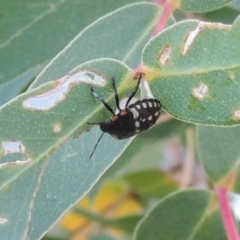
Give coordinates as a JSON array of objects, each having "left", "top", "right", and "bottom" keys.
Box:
[
  {"left": 152, "top": 0, "right": 176, "bottom": 36},
  {"left": 151, "top": 0, "right": 166, "bottom": 4},
  {"left": 217, "top": 186, "right": 240, "bottom": 240}
]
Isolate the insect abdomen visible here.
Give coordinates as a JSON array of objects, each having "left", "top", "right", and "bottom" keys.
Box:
[{"left": 128, "top": 98, "right": 161, "bottom": 134}]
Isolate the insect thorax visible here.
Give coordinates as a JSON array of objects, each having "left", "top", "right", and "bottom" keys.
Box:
[{"left": 100, "top": 108, "right": 136, "bottom": 139}]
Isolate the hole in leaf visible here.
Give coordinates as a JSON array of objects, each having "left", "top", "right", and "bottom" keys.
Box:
[
  {"left": 233, "top": 108, "right": 240, "bottom": 120},
  {"left": 157, "top": 45, "right": 172, "bottom": 65},
  {"left": 193, "top": 83, "right": 208, "bottom": 99},
  {"left": 0, "top": 216, "right": 8, "bottom": 225},
  {"left": 22, "top": 71, "right": 105, "bottom": 111},
  {"left": 0, "top": 141, "right": 31, "bottom": 169}
]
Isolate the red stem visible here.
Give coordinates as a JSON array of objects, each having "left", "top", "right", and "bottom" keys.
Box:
[
  {"left": 217, "top": 186, "right": 240, "bottom": 240},
  {"left": 152, "top": 0, "right": 176, "bottom": 36},
  {"left": 151, "top": 0, "right": 166, "bottom": 4}
]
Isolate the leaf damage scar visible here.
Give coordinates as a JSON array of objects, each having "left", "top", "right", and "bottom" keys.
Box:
[
  {"left": 22, "top": 71, "right": 106, "bottom": 111},
  {"left": 183, "top": 21, "right": 230, "bottom": 55},
  {"left": 0, "top": 216, "right": 8, "bottom": 225},
  {"left": 192, "top": 83, "right": 208, "bottom": 99},
  {"left": 158, "top": 45, "right": 172, "bottom": 66},
  {"left": 233, "top": 108, "right": 240, "bottom": 120},
  {"left": 0, "top": 141, "right": 31, "bottom": 169}
]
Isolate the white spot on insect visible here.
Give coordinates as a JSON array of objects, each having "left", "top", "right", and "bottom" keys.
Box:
[
  {"left": 148, "top": 102, "right": 152, "bottom": 108},
  {"left": 233, "top": 108, "right": 240, "bottom": 120},
  {"left": 136, "top": 105, "right": 141, "bottom": 110},
  {"left": 23, "top": 71, "right": 105, "bottom": 111},
  {"left": 155, "top": 111, "right": 159, "bottom": 116},
  {"left": 0, "top": 141, "right": 31, "bottom": 169},
  {"left": 142, "top": 118, "right": 146, "bottom": 122},
  {"left": 148, "top": 116, "right": 153, "bottom": 121},
  {"left": 158, "top": 45, "right": 172, "bottom": 65},
  {"left": 53, "top": 122, "right": 62, "bottom": 133},
  {"left": 154, "top": 102, "right": 157, "bottom": 108},
  {"left": 0, "top": 216, "right": 8, "bottom": 225},
  {"left": 140, "top": 79, "right": 154, "bottom": 99},
  {"left": 130, "top": 108, "right": 139, "bottom": 119},
  {"left": 142, "top": 103, "right": 147, "bottom": 108},
  {"left": 193, "top": 83, "right": 208, "bottom": 99},
  {"left": 135, "top": 121, "right": 140, "bottom": 128}
]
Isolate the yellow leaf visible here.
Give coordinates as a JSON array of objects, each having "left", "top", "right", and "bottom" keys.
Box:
[
  {"left": 94, "top": 181, "right": 128, "bottom": 213},
  {"left": 115, "top": 197, "right": 142, "bottom": 217},
  {"left": 61, "top": 197, "right": 91, "bottom": 232}
]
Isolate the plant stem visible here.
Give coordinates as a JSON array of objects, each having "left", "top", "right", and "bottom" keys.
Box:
[{"left": 217, "top": 186, "right": 240, "bottom": 240}]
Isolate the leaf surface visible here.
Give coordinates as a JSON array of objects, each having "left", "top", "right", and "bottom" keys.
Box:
[
  {"left": 0, "top": 2, "right": 164, "bottom": 238},
  {"left": 0, "top": 0, "right": 144, "bottom": 101},
  {"left": 142, "top": 17, "right": 240, "bottom": 125},
  {"left": 179, "top": 0, "right": 232, "bottom": 12},
  {"left": 197, "top": 125, "right": 240, "bottom": 183},
  {"left": 134, "top": 190, "right": 226, "bottom": 240}
]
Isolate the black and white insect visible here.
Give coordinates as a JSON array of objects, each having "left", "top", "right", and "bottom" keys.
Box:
[{"left": 88, "top": 73, "right": 161, "bottom": 159}]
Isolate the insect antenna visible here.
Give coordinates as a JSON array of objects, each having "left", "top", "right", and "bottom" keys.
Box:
[
  {"left": 90, "top": 85, "right": 115, "bottom": 115},
  {"left": 89, "top": 131, "right": 105, "bottom": 160},
  {"left": 125, "top": 73, "right": 142, "bottom": 107}
]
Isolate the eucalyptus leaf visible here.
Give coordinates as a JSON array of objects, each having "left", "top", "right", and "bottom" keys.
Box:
[
  {"left": 179, "top": 0, "right": 232, "bottom": 13},
  {"left": 30, "top": 2, "right": 163, "bottom": 88},
  {"left": 196, "top": 125, "right": 240, "bottom": 183},
  {"left": 142, "top": 17, "right": 240, "bottom": 125},
  {"left": 134, "top": 189, "right": 226, "bottom": 240},
  {"left": 0, "top": 0, "right": 145, "bottom": 87},
  {"left": 0, "top": 58, "right": 139, "bottom": 239},
  {"left": 0, "top": 2, "right": 166, "bottom": 238},
  {"left": 74, "top": 207, "right": 142, "bottom": 233}
]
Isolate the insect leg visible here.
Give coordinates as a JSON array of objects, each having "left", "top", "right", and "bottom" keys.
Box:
[
  {"left": 125, "top": 73, "right": 142, "bottom": 107},
  {"left": 112, "top": 77, "right": 121, "bottom": 111},
  {"left": 90, "top": 85, "right": 115, "bottom": 115}
]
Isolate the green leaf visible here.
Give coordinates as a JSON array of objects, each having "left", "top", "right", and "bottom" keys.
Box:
[
  {"left": 89, "top": 233, "right": 118, "bottom": 240},
  {"left": 75, "top": 207, "right": 142, "bottom": 233},
  {"left": 231, "top": 0, "right": 240, "bottom": 9},
  {"left": 192, "top": 210, "right": 227, "bottom": 240},
  {"left": 0, "top": 0, "right": 143, "bottom": 88},
  {"left": 179, "top": 0, "right": 233, "bottom": 13},
  {"left": 0, "top": 2, "right": 165, "bottom": 238},
  {"left": 199, "top": 6, "right": 240, "bottom": 24},
  {"left": 30, "top": 2, "right": 164, "bottom": 88},
  {"left": 196, "top": 125, "right": 240, "bottom": 183},
  {"left": 0, "top": 64, "right": 44, "bottom": 106},
  {"left": 102, "top": 119, "right": 190, "bottom": 179},
  {"left": 142, "top": 17, "right": 240, "bottom": 125},
  {"left": 42, "top": 236, "right": 66, "bottom": 240},
  {"left": 123, "top": 170, "right": 178, "bottom": 199},
  {"left": 134, "top": 190, "right": 226, "bottom": 240},
  {"left": 0, "top": 58, "right": 136, "bottom": 239}
]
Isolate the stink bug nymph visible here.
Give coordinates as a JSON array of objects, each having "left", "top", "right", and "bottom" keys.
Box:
[{"left": 88, "top": 73, "right": 161, "bottom": 159}]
